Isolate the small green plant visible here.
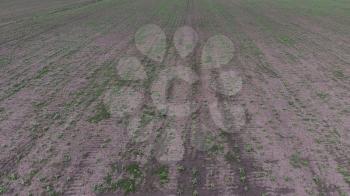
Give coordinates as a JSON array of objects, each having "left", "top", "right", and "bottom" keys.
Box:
[
  {"left": 284, "top": 176, "right": 291, "bottom": 182},
  {"left": 46, "top": 185, "right": 59, "bottom": 196},
  {"left": 93, "top": 180, "right": 117, "bottom": 194},
  {"left": 126, "top": 163, "right": 142, "bottom": 178},
  {"left": 156, "top": 165, "right": 169, "bottom": 184},
  {"left": 93, "top": 163, "right": 143, "bottom": 194},
  {"left": 116, "top": 178, "right": 136, "bottom": 193},
  {"left": 7, "top": 173, "right": 18, "bottom": 181},
  {"left": 93, "top": 174, "right": 118, "bottom": 193},
  {"left": 0, "top": 184, "right": 7, "bottom": 194},
  {"left": 313, "top": 176, "right": 321, "bottom": 185},
  {"left": 244, "top": 143, "right": 254, "bottom": 152},
  {"left": 337, "top": 166, "right": 350, "bottom": 184},
  {"left": 140, "top": 107, "right": 156, "bottom": 127},
  {"left": 177, "top": 164, "right": 185, "bottom": 172},
  {"left": 333, "top": 69, "right": 345, "bottom": 79},
  {"left": 63, "top": 154, "right": 71, "bottom": 163},
  {"left": 35, "top": 66, "right": 50, "bottom": 79},
  {"left": 0, "top": 57, "right": 10, "bottom": 66},
  {"left": 88, "top": 102, "right": 111, "bottom": 123},
  {"left": 289, "top": 152, "right": 309, "bottom": 168},
  {"left": 224, "top": 151, "right": 240, "bottom": 163},
  {"left": 93, "top": 183, "right": 106, "bottom": 193},
  {"left": 278, "top": 35, "right": 295, "bottom": 46},
  {"left": 317, "top": 92, "right": 329, "bottom": 100},
  {"left": 191, "top": 168, "right": 199, "bottom": 186},
  {"left": 239, "top": 167, "right": 246, "bottom": 183},
  {"left": 24, "top": 169, "right": 39, "bottom": 185},
  {"left": 208, "top": 143, "right": 224, "bottom": 155},
  {"left": 270, "top": 175, "right": 276, "bottom": 182}
]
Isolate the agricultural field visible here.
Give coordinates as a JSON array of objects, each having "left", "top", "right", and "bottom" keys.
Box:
[{"left": 0, "top": 0, "right": 350, "bottom": 195}]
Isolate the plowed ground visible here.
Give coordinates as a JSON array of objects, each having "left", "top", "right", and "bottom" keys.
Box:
[{"left": 0, "top": 0, "right": 350, "bottom": 195}]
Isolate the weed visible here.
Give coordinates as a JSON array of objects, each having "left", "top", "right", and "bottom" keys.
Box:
[
  {"left": 289, "top": 152, "right": 309, "bottom": 168},
  {"left": 143, "top": 62, "right": 158, "bottom": 88},
  {"left": 57, "top": 133, "right": 64, "bottom": 139},
  {"left": 140, "top": 107, "right": 156, "bottom": 127},
  {"left": 7, "top": 173, "right": 18, "bottom": 181},
  {"left": 101, "top": 138, "right": 112, "bottom": 148},
  {"left": 278, "top": 35, "right": 295, "bottom": 46},
  {"left": 0, "top": 57, "right": 10, "bottom": 66},
  {"left": 93, "top": 182, "right": 115, "bottom": 194},
  {"left": 24, "top": 169, "right": 39, "bottom": 185},
  {"left": 317, "top": 92, "right": 329, "bottom": 100},
  {"left": 88, "top": 102, "right": 111, "bottom": 123},
  {"left": 63, "top": 154, "right": 71, "bottom": 163},
  {"left": 192, "top": 168, "right": 199, "bottom": 186},
  {"left": 45, "top": 185, "right": 59, "bottom": 196},
  {"left": 116, "top": 178, "right": 136, "bottom": 193},
  {"left": 35, "top": 66, "right": 50, "bottom": 79},
  {"left": 156, "top": 165, "right": 169, "bottom": 184},
  {"left": 284, "top": 176, "right": 291, "bottom": 182},
  {"left": 244, "top": 143, "right": 254, "bottom": 152},
  {"left": 313, "top": 176, "right": 321, "bottom": 185},
  {"left": 32, "top": 101, "right": 47, "bottom": 109},
  {"left": 94, "top": 163, "right": 143, "bottom": 193},
  {"left": 337, "top": 166, "right": 350, "bottom": 184},
  {"left": 324, "top": 129, "right": 340, "bottom": 144},
  {"left": 224, "top": 151, "right": 240, "bottom": 163},
  {"left": 177, "top": 164, "right": 185, "bottom": 172},
  {"left": 333, "top": 69, "right": 345, "bottom": 79},
  {"left": 341, "top": 107, "right": 350, "bottom": 114},
  {"left": 270, "top": 175, "right": 276, "bottom": 182},
  {"left": 208, "top": 143, "right": 224, "bottom": 155},
  {"left": 0, "top": 185, "right": 7, "bottom": 194},
  {"left": 126, "top": 163, "right": 142, "bottom": 178},
  {"left": 239, "top": 167, "right": 246, "bottom": 183},
  {"left": 93, "top": 174, "right": 118, "bottom": 193}
]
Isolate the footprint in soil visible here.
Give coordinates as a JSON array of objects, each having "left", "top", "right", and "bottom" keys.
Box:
[{"left": 104, "top": 24, "right": 245, "bottom": 162}]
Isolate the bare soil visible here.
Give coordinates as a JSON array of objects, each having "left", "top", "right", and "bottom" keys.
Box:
[{"left": 0, "top": 0, "right": 349, "bottom": 195}]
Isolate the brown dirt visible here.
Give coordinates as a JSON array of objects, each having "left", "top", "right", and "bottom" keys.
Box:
[{"left": 0, "top": 0, "right": 349, "bottom": 195}]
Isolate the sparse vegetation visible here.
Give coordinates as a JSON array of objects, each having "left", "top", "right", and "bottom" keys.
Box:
[
  {"left": 239, "top": 167, "right": 246, "bottom": 183},
  {"left": 126, "top": 163, "right": 143, "bottom": 178},
  {"left": 313, "top": 176, "right": 321, "bottom": 185},
  {"left": 244, "top": 143, "right": 254, "bottom": 152},
  {"left": 155, "top": 165, "right": 169, "bottom": 184},
  {"left": 191, "top": 168, "right": 199, "bottom": 186},
  {"left": 88, "top": 102, "right": 111, "bottom": 123},
  {"left": 0, "top": 57, "right": 10, "bottom": 66},
  {"left": 7, "top": 173, "right": 18, "bottom": 181},
  {"left": 0, "top": 185, "right": 7, "bottom": 194},
  {"left": 35, "top": 66, "right": 50, "bottom": 79},
  {"left": 278, "top": 35, "right": 295, "bottom": 46},
  {"left": 45, "top": 185, "right": 59, "bottom": 196},
  {"left": 337, "top": 166, "right": 350, "bottom": 184},
  {"left": 116, "top": 178, "right": 137, "bottom": 193},
  {"left": 333, "top": 69, "right": 345, "bottom": 79},
  {"left": 0, "top": 0, "right": 349, "bottom": 194},
  {"left": 94, "top": 163, "right": 143, "bottom": 194},
  {"left": 317, "top": 92, "right": 329, "bottom": 100},
  {"left": 289, "top": 152, "right": 309, "bottom": 168},
  {"left": 140, "top": 107, "right": 157, "bottom": 127},
  {"left": 177, "top": 164, "right": 185, "bottom": 172},
  {"left": 63, "top": 153, "right": 71, "bottom": 163},
  {"left": 225, "top": 151, "right": 240, "bottom": 163}
]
